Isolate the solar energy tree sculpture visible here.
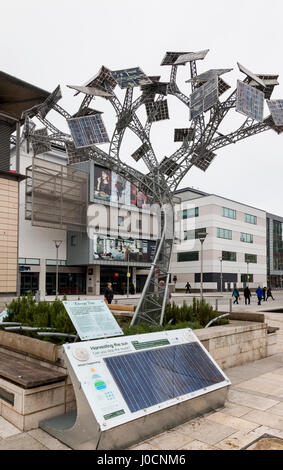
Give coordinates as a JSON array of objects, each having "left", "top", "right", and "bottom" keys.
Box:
[{"left": 21, "top": 49, "right": 283, "bottom": 326}]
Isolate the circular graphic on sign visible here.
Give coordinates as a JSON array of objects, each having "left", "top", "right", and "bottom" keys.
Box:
[
  {"left": 94, "top": 379, "right": 107, "bottom": 390},
  {"left": 72, "top": 347, "right": 90, "bottom": 362}
]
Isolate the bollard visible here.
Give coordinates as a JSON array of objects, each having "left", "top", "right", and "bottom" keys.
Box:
[
  {"left": 229, "top": 298, "right": 232, "bottom": 313},
  {"left": 215, "top": 299, "right": 218, "bottom": 312}
]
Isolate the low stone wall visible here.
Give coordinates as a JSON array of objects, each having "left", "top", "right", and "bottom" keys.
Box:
[{"left": 195, "top": 321, "right": 272, "bottom": 370}]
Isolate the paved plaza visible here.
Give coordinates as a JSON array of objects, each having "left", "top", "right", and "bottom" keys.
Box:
[{"left": 0, "top": 292, "right": 283, "bottom": 450}]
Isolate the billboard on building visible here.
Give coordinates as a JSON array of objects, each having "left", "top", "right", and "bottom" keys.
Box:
[
  {"left": 93, "top": 235, "right": 156, "bottom": 263},
  {"left": 93, "top": 163, "right": 148, "bottom": 208}
]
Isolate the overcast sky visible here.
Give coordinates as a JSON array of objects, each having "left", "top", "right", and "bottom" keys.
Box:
[{"left": 2, "top": 0, "right": 283, "bottom": 215}]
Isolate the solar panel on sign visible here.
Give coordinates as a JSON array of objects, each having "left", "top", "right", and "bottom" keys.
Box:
[
  {"left": 104, "top": 342, "right": 226, "bottom": 413},
  {"left": 236, "top": 80, "right": 264, "bottom": 122},
  {"left": 266, "top": 100, "right": 283, "bottom": 126},
  {"left": 111, "top": 68, "right": 152, "bottom": 89},
  {"left": 68, "top": 114, "right": 110, "bottom": 147},
  {"left": 174, "top": 49, "right": 209, "bottom": 65}
]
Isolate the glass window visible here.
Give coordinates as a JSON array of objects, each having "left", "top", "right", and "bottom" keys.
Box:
[
  {"left": 273, "top": 220, "right": 283, "bottom": 270},
  {"left": 177, "top": 251, "right": 199, "bottom": 262},
  {"left": 217, "top": 228, "right": 232, "bottom": 240},
  {"left": 184, "top": 228, "right": 206, "bottom": 241},
  {"left": 245, "top": 254, "right": 257, "bottom": 263},
  {"left": 182, "top": 207, "right": 199, "bottom": 219},
  {"left": 222, "top": 251, "right": 236, "bottom": 262},
  {"left": 46, "top": 259, "right": 66, "bottom": 266},
  {"left": 222, "top": 207, "right": 236, "bottom": 219},
  {"left": 245, "top": 213, "right": 257, "bottom": 225},
  {"left": 240, "top": 233, "right": 253, "bottom": 243},
  {"left": 18, "top": 258, "right": 40, "bottom": 265},
  {"left": 241, "top": 273, "right": 254, "bottom": 283},
  {"left": 118, "top": 216, "right": 124, "bottom": 226},
  {"left": 71, "top": 235, "right": 77, "bottom": 246}
]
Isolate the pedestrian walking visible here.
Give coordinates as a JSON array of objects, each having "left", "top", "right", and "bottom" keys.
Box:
[
  {"left": 244, "top": 286, "right": 251, "bottom": 305},
  {"left": 104, "top": 282, "right": 114, "bottom": 304},
  {"left": 256, "top": 286, "right": 263, "bottom": 305},
  {"left": 185, "top": 282, "right": 191, "bottom": 293},
  {"left": 266, "top": 287, "right": 275, "bottom": 301},
  {"left": 262, "top": 287, "right": 267, "bottom": 301},
  {"left": 232, "top": 286, "right": 240, "bottom": 304}
]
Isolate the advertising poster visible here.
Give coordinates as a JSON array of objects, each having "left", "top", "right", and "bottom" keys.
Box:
[
  {"left": 93, "top": 164, "right": 148, "bottom": 208},
  {"left": 93, "top": 166, "right": 112, "bottom": 201},
  {"left": 111, "top": 172, "right": 131, "bottom": 205},
  {"left": 93, "top": 235, "right": 156, "bottom": 263}
]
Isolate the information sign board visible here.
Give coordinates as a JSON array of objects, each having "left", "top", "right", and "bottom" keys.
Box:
[
  {"left": 63, "top": 328, "right": 230, "bottom": 431},
  {"left": 62, "top": 300, "right": 124, "bottom": 341}
]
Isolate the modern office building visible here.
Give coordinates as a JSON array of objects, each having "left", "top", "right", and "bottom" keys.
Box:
[
  {"left": 11, "top": 143, "right": 157, "bottom": 297},
  {"left": 267, "top": 213, "right": 283, "bottom": 288},
  {"left": 171, "top": 187, "right": 268, "bottom": 291}
]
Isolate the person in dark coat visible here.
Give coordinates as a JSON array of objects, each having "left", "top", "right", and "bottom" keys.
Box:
[
  {"left": 266, "top": 287, "right": 275, "bottom": 301},
  {"left": 262, "top": 287, "right": 267, "bottom": 301},
  {"left": 244, "top": 286, "right": 251, "bottom": 305},
  {"left": 185, "top": 282, "right": 191, "bottom": 293},
  {"left": 104, "top": 282, "right": 114, "bottom": 304}
]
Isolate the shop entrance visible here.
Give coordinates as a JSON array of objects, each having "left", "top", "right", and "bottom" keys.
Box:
[
  {"left": 100, "top": 267, "right": 134, "bottom": 295},
  {"left": 20, "top": 272, "right": 39, "bottom": 296},
  {"left": 45, "top": 273, "right": 86, "bottom": 296}
]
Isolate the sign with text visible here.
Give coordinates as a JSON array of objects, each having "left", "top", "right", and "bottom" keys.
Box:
[{"left": 62, "top": 300, "right": 124, "bottom": 341}]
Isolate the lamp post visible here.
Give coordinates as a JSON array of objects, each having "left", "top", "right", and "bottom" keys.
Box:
[
  {"left": 219, "top": 257, "right": 223, "bottom": 293},
  {"left": 53, "top": 240, "right": 62, "bottom": 299},
  {"left": 198, "top": 232, "right": 208, "bottom": 301}
]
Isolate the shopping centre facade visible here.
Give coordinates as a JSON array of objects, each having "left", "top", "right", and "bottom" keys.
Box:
[{"left": 3, "top": 142, "right": 283, "bottom": 297}]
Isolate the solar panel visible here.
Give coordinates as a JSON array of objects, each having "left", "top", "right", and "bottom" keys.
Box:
[
  {"left": 266, "top": 100, "right": 283, "bottom": 126},
  {"left": 72, "top": 107, "right": 103, "bottom": 118},
  {"left": 68, "top": 114, "right": 110, "bottom": 147},
  {"left": 38, "top": 85, "right": 62, "bottom": 119},
  {"left": 249, "top": 75, "right": 279, "bottom": 99},
  {"left": 67, "top": 84, "right": 113, "bottom": 97},
  {"left": 160, "top": 157, "right": 179, "bottom": 176},
  {"left": 236, "top": 80, "right": 264, "bottom": 122},
  {"left": 141, "top": 81, "right": 168, "bottom": 96},
  {"left": 237, "top": 62, "right": 266, "bottom": 89},
  {"left": 160, "top": 51, "right": 189, "bottom": 66},
  {"left": 131, "top": 143, "right": 150, "bottom": 162},
  {"left": 174, "top": 128, "right": 195, "bottom": 142},
  {"left": 186, "top": 68, "right": 232, "bottom": 83},
  {"left": 264, "top": 115, "right": 283, "bottom": 134},
  {"left": 75, "top": 66, "right": 117, "bottom": 96},
  {"left": 191, "top": 149, "right": 216, "bottom": 171},
  {"left": 174, "top": 49, "right": 209, "bottom": 65},
  {"left": 104, "top": 342, "right": 226, "bottom": 414},
  {"left": 190, "top": 77, "right": 218, "bottom": 120},
  {"left": 218, "top": 77, "right": 231, "bottom": 96},
  {"left": 145, "top": 99, "right": 169, "bottom": 122},
  {"left": 111, "top": 67, "right": 152, "bottom": 89},
  {"left": 32, "top": 128, "right": 52, "bottom": 156}
]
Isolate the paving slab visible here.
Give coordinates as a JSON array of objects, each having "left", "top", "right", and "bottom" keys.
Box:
[
  {"left": 227, "top": 389, "right": 280, "bottom": 411},
  {"left": 242, "top": 409, "right": 283, "bottom": 431},
  {"left": 145, "top": 429, "right": 193, "bottom": 450},
  {"left": 0, "top": 416, "right": 21, "bottom": 439},
  {"left": 27, "top": 429, "right": 70, "bottom": 450},
  {"left": 206, "top": 411, "right": 259, "bottom": 432},
  {"left": 0, "top": 432, "right": 48, "bottom": 450},
  {"left": 174, "top": 419, "right": 236, "bottom": 446}
]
